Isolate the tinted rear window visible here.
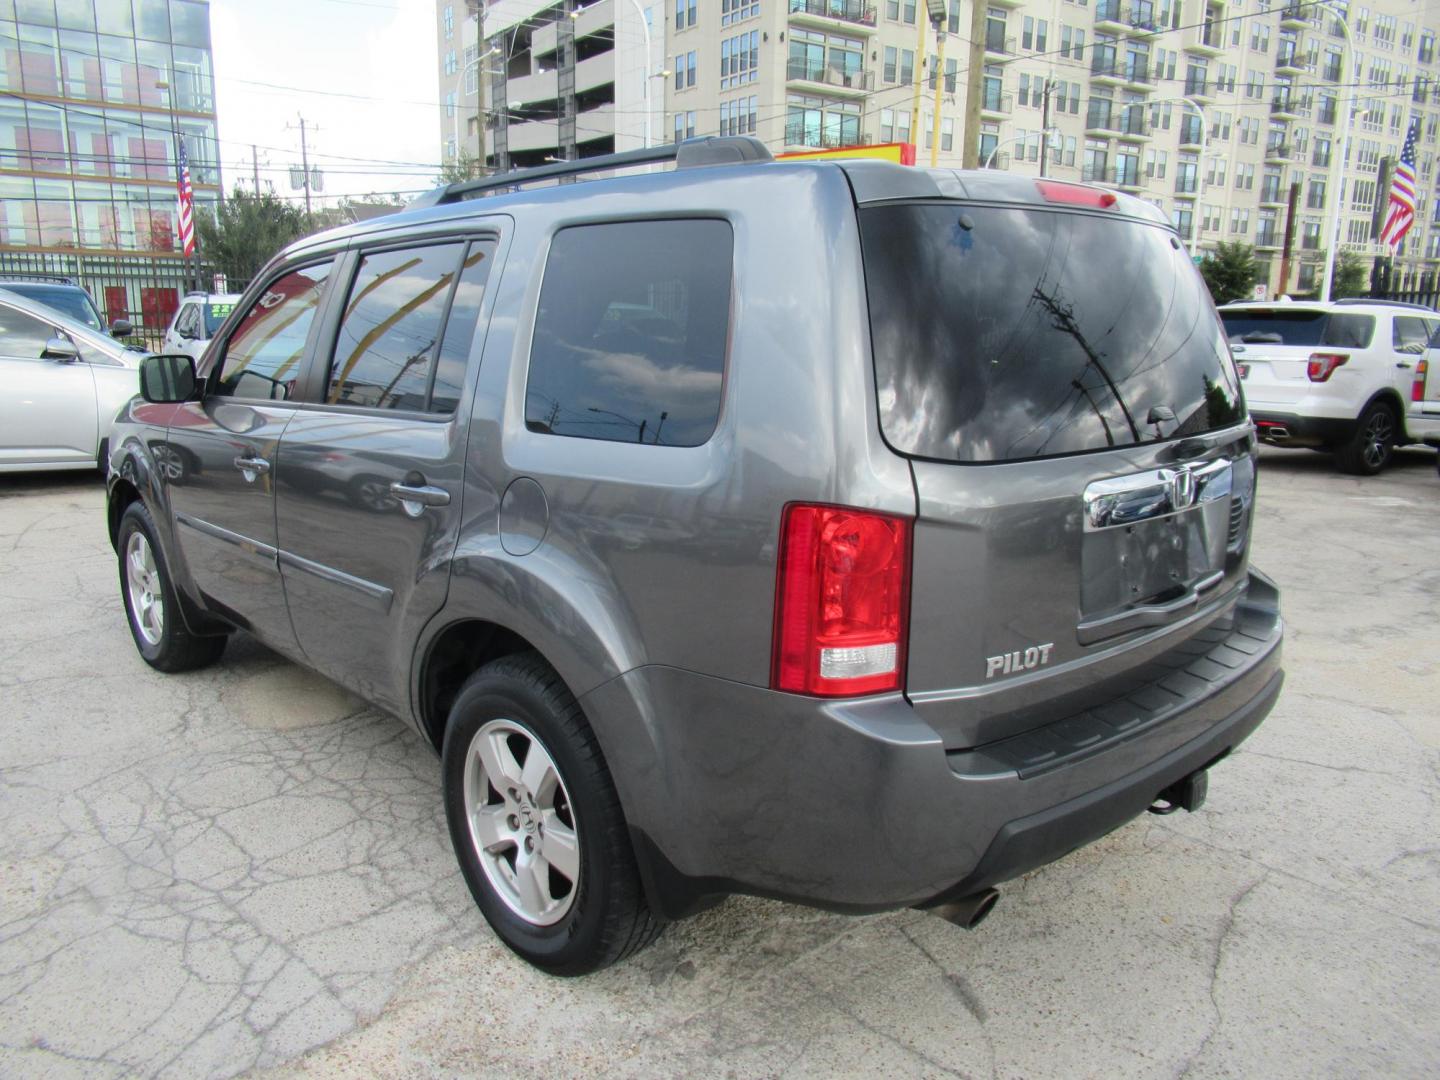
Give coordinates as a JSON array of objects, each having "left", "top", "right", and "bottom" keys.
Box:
[
  {"left": 5, "top": 284, "right": 102, "bottom": 330},
  {"left": 1219, "top": 309, "right": 1375, "bottom": 348},
  {"left": 860, "top": 203, "right": 1244, "bottom": 463}
]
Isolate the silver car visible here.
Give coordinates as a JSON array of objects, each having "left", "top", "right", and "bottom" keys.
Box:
[{"left": 0, "top": 287, "right": 145, "bottom": 473}]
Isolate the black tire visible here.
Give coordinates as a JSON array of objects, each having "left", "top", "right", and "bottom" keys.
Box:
[
  {"left": 1335, "top": 401, "right": 1399, "bottom": 476},
  {"left": 441, "top": 653, "right": 661, "bottom": 975},
  {"left": 117, "top": 502, "right": 227, "bottom": 672}
]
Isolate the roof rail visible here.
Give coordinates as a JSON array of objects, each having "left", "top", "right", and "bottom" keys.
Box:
[
  {"left": 1333, "top": 297, "right": 1436, "bottom": 312},
  {"left": 409, "top": 135, "right": 773, "bottom": 209}
]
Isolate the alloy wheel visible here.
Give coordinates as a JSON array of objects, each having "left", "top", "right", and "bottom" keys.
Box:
[
  {"left": 125, "top": 532, "right": 164, "bottom": 646},
  {"left": 1361, "top": 410, "right": 1395, "bottom": 471},
  {"left": 462, "top": 719, "right": 580, "bottom": 926}
]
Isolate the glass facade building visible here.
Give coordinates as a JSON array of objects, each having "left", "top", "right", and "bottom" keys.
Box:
[{"left": 0, "top": 0, "right": 219, "bottom": 325}]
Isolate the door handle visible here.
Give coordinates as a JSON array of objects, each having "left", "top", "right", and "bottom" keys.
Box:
[
  {"left": 389, "top": 482, "right": 450, "bottom": 518},
  {"left": 1397, "top": 361, "right": 1413, "bottom": 369},
  {"left": 233, "top": 455, "right": 270, "bottom": 482}
]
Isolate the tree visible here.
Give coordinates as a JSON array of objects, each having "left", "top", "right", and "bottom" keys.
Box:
[
  {"left": 1198, "top": 241, "right": 1262, "bottom": 305},
  {"left": 193, "top": 189, "right": 308, "bottom": 284},
  {"left": 1332, "top": 250, "right": 1369, "bottom": 299},
  {"left": 436, "top": 150, "right": 484, "bottom": 186}
]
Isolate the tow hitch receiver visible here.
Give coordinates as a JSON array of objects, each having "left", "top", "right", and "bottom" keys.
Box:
[{"left": 1148, "top": 770, "right": 1208, "bottom": 815}]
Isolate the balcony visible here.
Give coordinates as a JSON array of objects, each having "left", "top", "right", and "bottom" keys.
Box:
[
  {"left": 1312, "top": 149, "right": 1332, "bottom": 168},
  {"left": 1316, "top": 103, "right": 1338, "bottom": 125},
  {"left": 1264, "top": 142, "right": 1293, "bottom": 164},
  {"left": 1092, "top": 54, "right": 1126, "bottom": 85},
  {"left": 1270, "top": 96, "right": 1304, "bottom": 120},
  {"left": 980, "top": 88, "right": 1013, "bottom": 116},
  {"left": 985, "top": 28, "right": 1016, "bottom": 56},
  {"left": 785, "top": 59, "right": 874, "bottom": 95},
  {"left": 1174, "top": 175, "right": 1198, "bottom": 196},
  {"left": 1102, "top": 163, "right": 1145, "bottom": 189},
  {"left": 1086, "top": 109, "right": 1116, "bottom": 136},
  {"left": 1094, "top": 1, "right": 1126, "bottom": 31},
  {"left": 1183, "top": 24, "right": 1225, "bottom": 56},
  {"left": 1081, "top": 162, "right": 1109, "bottom": 183},
  {"left": 783, "top": 121, "right": 870, "bottom": 149},
  {"left": 1126, "top": 5, "right": 1160, "bottom": 35},
  {"left": 1123, "top": 60, "right": 1154, "bottom": 88},
  {"left": 1279, "top": 5, "right": 1310, "bottom": 28},
  {"left": 1179, "top": 119, "right": 1204, "bottom": 147},
  {"left": 1255, "top": 229, "right": 1281, "bottom": 250},
  {"left": 787, "top": 0, "right": 878, "bottom": 33},
  {"left": 1321, "top": 62, "right": 1343, "bottom": 82},
  {"left": 1259, "top": 183, "right": 1285, "bottom": 205},
  {"left": 1184, "top": 77, "right": 1214, "bottom": 100},
  {"left": 1275, "top": 50, "right": 1310, "bottom": 76},
  {"left": 1116, "top": 111, "right": 1150, "bottom": 139}
]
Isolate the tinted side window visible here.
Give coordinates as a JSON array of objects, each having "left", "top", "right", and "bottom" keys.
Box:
[
  {"left": 525, "top": 219, "right": 732, "bottom": 447},
  {"left": 216, "top": 263, "right": 333, "bottom": 400},
  {"left": 431, "top": 242, "right": 495, "bottom": 413},
  {"left": 0, "top": 304, "right": 54, "bottom": 359},
  {"left": 326, "top": 243, "right": 465, "bottom": 411},
  {"left": 1393, "top": 316, "right": 1433, "bottom": 351},
  {"left": 1323, "top": 313, "right": 1373, "bottom": 348}
]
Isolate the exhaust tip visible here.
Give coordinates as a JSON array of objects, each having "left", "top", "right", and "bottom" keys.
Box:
[{"left": 929, "top": 888, "right": 1000, "bottom": 931}]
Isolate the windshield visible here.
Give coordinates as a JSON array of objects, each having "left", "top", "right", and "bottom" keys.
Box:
[
  {"left": 1219, "top": 309, "right": 1374, "bottom": 348},
  {"left": 3, "top": 284, "right": 103, "bottom": 331},
  {"left": 204, "top": 301, "right": 236, "bottom": 335},
  {"left": 859, "top": 203, "right": 1244, "bottom": 463}
]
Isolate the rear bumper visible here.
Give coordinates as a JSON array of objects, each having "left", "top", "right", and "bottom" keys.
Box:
[
  {"left": 1250, "top": 410, "right": 1353, "bottom": 447},
  {"left": 582, "top": 570, "right": 1284, "bottom": 919}
]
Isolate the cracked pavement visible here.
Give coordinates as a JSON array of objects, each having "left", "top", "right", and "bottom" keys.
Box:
[{"left": 1, "top": 447, "right": 1437, "bottom": 1079}]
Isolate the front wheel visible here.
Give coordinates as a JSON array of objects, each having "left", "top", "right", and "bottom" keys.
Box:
[
  {"left": 1335, "top": 402, "right": 1398, "bottom": 476},
  {"left": 117, "top": 503, "right": 227, "bottom": 672},
  {"left": 441, "top": 653, "right": 661, "bottom": 975}
]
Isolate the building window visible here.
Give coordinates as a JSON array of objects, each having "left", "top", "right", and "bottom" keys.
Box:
[
  {"left": 464, "top": 45, "right": 479, "bottom": 95},
  {"left": 722, "top": 0, "right": 759, "bottom": 24},
  {"left": 444, "top": 5, "right": 454, "bottom": 38},
  {"left": 687, "top": 50, "right": 697, "bottom": 87},
  {"left": 723, "top": 31, "right": 760, "bottom": 89},
  {"left": 884, "top": 46, "right": 897, "bottom": 83}
]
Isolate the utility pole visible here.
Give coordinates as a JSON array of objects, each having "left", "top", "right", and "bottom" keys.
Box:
[
  {"left": 926, "top": 0, "right": 947, "bottom": 167},
  {"left": 252, "top": 144, "right": 260, "bottom": 195},
  {"left": 909, "top": 11, "right": 927, "bottom": 154},
  {"left": 961, "top": 0, "right": 987, "bottom": 168},
  {"left": 298, "top": 115, "right": 312, "bottom": 224},
  {"left": 1039, "top": 78, "right": 1054, "bottom": 177},
  {"left": 1277, "top": 180, "right": 1301, "bottom": 298}
]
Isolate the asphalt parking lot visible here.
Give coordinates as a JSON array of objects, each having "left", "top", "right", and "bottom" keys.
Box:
[{"left": 1, "top": 447, "right": 1437, "bottom": 1079}]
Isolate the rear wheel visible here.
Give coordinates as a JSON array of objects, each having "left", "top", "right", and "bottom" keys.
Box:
[
  {"left": 1335, "top": 402, "right": 1398, "bottom": 476},
  {"left": 117, "top": 503, "right": 227, "bottom": 672},
  {"left": 441, "top": 653, "right": 661, "bottom": 975}
]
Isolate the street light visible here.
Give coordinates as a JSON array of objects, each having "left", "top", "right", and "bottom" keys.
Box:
[
  {"left": 984, "top": 127, "right": 1060, "bottom": 170},
  {"left": 1316, "top": 0, "right": 1354, "bottom": 302}
]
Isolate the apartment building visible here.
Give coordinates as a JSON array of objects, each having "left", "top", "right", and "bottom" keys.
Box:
[
  {"left": 444, "top": 0, "right": 1440, "bottom": 295},
  {"left": 438, "top": 0, "right": 658, "bottom": 172},
  {"left": 0, "top": 0, "right": 222, "bottom": 323}
]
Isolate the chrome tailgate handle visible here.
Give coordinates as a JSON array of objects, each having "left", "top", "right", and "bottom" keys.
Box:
[{"left": 1084, "top": 460, "right": 1232, "bottom": 531}]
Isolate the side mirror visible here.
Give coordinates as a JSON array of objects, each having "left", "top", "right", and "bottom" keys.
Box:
[
  {"left": 42, "top": 336, "right": 79, "bottom": 362},
  {"left": 139, "top": 353, "right": 199, "bottom": 404},
  {"left": 110, "top": 318, "right": 133, "bottom": 337}
]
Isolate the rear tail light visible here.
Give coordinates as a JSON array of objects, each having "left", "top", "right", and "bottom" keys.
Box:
[
  {"left": 772, "top": 504, "right": 912, "bottom": 697},
  {"left": 1036, "top": 180, "right": 1118, "bottom": 209},
  {"left": 1307, "top": 353, "right": 1348, "bottom": 382},
  {"left": 1414, "top": 359, "right": 1429, "bottom": 403}
]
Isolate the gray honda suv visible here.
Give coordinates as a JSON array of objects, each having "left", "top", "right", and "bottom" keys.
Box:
[{"left": 106, "top": 137, "right": 1283, "bottom": 975}]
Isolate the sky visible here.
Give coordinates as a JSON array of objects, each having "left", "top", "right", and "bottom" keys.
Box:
[{"left": 210, "top": 0, "right": 445, "bottom": 206}]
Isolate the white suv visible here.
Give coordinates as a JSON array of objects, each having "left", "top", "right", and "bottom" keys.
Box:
[
  {"left": 161, "top": 293, "right": 241, "bottom": 360},
  {"left": 1219, "top": 299, "right": 1439, "bottom": 475}
]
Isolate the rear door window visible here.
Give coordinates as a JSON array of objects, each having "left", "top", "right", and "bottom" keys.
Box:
[
  {"left": 324, "top": 240, "right": 493, "bottom": 413},
  {"left": 215, "top": 262, "right": 334, "bottom": 400},
  {"left": 859, "top": 203, "right": 1244, "bottom": 463},
  {"left": 524, "top": 219, "right": 732, "bottom": 447},
  {"left": 1393, "top": 316, "right": 1437, "bottom": 352}
]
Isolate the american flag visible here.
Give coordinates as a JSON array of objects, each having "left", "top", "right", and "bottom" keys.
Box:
[
  {"left": 1379, "top": 122, "right": 1418, "bottom": 250},
  {"left": 175, "top": 136, "right": 195, "bottom": 256}
]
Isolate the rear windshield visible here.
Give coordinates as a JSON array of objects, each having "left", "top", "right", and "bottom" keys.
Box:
[
  {"left": 860, "top": 204, "right": 1244, "bottom": 464},
  {"left": 1219, "top": 309, "right": 1374, "bottom": 348},
  {"left": 4, "top": 284, "right": 102, "bottom": 331},
  {"left": 203, "top": 302, "right": 235, "bottom": 335}
]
